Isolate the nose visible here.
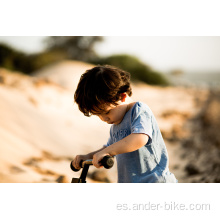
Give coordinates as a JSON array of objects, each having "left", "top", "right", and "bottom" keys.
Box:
[{"left": 99, "top": 115, "right": 109, "bottom": 122}]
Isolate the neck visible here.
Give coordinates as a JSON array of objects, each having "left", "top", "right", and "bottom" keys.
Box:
[{"left": 124, "top": 96, "right": 135, "bottom": 113}]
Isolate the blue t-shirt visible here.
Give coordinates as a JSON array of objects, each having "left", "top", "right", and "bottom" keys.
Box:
[{"left": 106, "top": 101, "right": 177, "bottom": 183}]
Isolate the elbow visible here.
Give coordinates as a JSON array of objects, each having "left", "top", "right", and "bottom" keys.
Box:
[{"left": 138, "top": 134, "right": 149, "bottom": 146}]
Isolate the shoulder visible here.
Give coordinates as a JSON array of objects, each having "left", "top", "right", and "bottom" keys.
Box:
[{"left": 131, "top": 101, "right": 152, "bottom": 119}]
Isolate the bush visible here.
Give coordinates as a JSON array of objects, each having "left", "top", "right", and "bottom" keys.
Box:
[
  {"left": 0, "top": 43, "right": 27, "bottom": 71},
  {"left": 91, "top": 54, "right": 169, "bottom": 86},
  {"left": 0, "top": 43, "right": 66, "bottom": 74}
]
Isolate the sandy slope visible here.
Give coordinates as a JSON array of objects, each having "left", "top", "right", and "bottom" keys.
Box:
[
  {"left": 32, "top": 60, "right": 94, "bottom": 92},
  {"left": 0, "top": 65, "right": 111, "bottom": 183},
  {"left": 0, "top": 61, "right": 210, "bottom": 183}
]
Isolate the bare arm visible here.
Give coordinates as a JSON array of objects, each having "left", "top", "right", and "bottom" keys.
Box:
[
  {"left": 92, "top": 133, "right": 149, "bottom": 168},
  {"left": 86, "top": 146, "right": 107, "bottom": 159},
  {"left": 72, "top": 145, "right": 106, "bottom": 169},
  {"left": 104, "top": 133, "right": 148, "bottom": 156}
]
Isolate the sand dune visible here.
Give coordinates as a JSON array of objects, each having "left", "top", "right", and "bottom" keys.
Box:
[
  {"left": 32, "top": 60, "right": 94, "bottom": 92},
  {"left": 0, "top": 61, "right": 212, "bottom": 183},
  {"left": 0, "top": 64, "right": 111, "bottom": 183}
]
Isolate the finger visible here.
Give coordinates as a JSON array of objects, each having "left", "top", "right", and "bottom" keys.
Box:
[
  {"left": 74, "top": 156, "right": 77, "bottom": 168},
  {"left": 96, "top": 161, "right": 103, "bottom": 169},
  {"left": 76, "top": 157, "right": 81, "bottom": 169},
  {"left": 93, "top": 161, "right": 98, "bottom": 168},
  {"left": 72, "top": 158, "right": 76, "bottom": 169},
  {"left": 75, "top": 156, "right": 80, "bottom": 169},
  {"left": 75, "top": 156, "right": 79, "bottom": 168},
  {"left": 97, "top": 160, "right": 103, "bottom": 168},
  {"left": 92, "top": 158, "right": 99, "bottom": 168},
  {"left": 71, "top": 160, "right": 75, "bottom": 169}
]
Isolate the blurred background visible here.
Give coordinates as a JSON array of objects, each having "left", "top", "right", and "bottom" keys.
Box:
[{"left": 0, "top": 36, "right": 220, "bottom": 183}]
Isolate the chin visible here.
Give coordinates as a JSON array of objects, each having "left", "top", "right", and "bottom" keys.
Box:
[{"left": 112, "top": 121, "right": 120, "bottom": 125}]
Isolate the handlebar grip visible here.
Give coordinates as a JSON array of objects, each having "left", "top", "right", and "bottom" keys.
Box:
[
  {"left": 70, "top": 156, "right": 114, "bottom": 171},
  {"left": 100, "top": 155, "right": 114, "bottom": 169},
  {"left": 70, "top": 160, "right": 83, "bottom": 172}
]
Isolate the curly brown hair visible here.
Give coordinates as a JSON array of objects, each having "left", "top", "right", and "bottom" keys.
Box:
[{"left": 74, "top": 65, "right": 132, "bottom": 116}]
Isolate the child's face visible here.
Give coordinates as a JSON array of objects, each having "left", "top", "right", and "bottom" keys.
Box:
[{"left": 93, "top": 102, "right": 128, "bottom": 125}]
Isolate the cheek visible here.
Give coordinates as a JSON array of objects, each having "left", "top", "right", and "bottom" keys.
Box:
[
  {"left": 99, "top": 115, "right": 108, "bottom": 122},
  {"left": 98, "top": 116, "right": 103, "bottom": 121},
  {"left": 111, "top": 109, "right": 124, "bottom": 120}
]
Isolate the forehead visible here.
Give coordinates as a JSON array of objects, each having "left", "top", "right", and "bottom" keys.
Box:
[{"left": 91, "top": 103, "right": 117, "bottom": 115}]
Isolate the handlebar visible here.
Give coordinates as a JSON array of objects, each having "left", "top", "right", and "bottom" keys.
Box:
[{"left": 70, "top": 155, "right": 114, "bottom": 172}]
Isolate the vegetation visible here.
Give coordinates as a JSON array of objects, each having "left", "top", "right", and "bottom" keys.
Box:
[
  {"left": 91, "top": 54, "right": 169, "bottom": 86},
  {"left": 0, "top": 37, "right": 103, "bottom": 74},
  {"left": 0, "top": 43, "right": 28, "bottom": 72},
  {"left": 0, "top": 43, "right": 65, "bottom": 73},
  {"left": 45, "top": 36, "right": 103, "bottom": 62},
  {"left": 0, "top": 37, "right": 169, "bottom": 85}
]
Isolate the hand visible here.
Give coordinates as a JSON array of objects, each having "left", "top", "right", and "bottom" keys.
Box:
[
  {"left": 72, "top": 154, "right": 90, "bottom": 170},
  {"left": 92, "top": 151, "right": 110, "bottom": 168}
]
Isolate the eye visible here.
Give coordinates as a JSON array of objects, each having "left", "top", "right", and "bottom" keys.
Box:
[{"left": 105, "top": 110, "right": 110, "bottom": 115}]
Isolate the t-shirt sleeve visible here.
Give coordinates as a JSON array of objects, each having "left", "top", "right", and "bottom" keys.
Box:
[{"left": 131, "top": 103, "right": 153, "bottom": 145}]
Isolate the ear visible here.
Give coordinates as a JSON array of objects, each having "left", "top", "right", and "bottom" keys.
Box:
[{"left": 120, "top": 93, "right": 127, "bottom": 102}]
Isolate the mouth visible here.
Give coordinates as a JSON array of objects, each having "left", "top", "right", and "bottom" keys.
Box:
[{"left": 106, "top": 121, "right": 114, "bottom": 124}]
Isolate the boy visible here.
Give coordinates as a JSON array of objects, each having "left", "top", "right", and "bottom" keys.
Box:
[{"left": 72, "top": 65, "right": 177, "bottom": 183}]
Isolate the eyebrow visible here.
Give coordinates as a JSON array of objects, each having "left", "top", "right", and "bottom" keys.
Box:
[{"left": 90, "top": 108, "right": 111, "bottom": 115}]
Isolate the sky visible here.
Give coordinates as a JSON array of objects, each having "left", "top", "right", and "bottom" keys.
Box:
[{"left": 0, "top": 36, "right": 220, "bottom": 73}]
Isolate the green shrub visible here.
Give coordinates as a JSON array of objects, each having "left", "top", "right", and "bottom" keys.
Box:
[
  {"left": 0, "top": 43, "right": 26, "bottom": 71},
  {"left": 91, "top": 54, "right": 169, "bottom": 86},
  {"left": 0, "top": 43, "right": 66, "bottom": 74}
]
